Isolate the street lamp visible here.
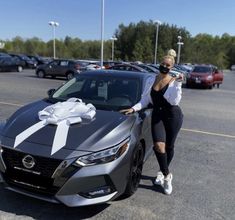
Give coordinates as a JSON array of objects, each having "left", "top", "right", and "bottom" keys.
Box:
[
  {"left": 100, "top": 0, "right": 104, "bottom": 68},
  {"left": 154, "top": 20, "right": 161, "bottom": 64},
  {"left": 110, "top": 36, "right": 117, "bottom": 61},
  {"left": 49, "top": 21, "right": 59, "bottom": 59},
  {"left": 177, "top": 36, "right": 184, "bottom": 64}
]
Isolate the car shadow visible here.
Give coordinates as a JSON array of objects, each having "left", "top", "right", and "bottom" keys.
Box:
[{"left": 0, "top": 186, "right": 110, "bottom": 219}]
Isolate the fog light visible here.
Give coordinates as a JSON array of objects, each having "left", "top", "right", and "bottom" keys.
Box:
[{"left": 80, "top": 186, "right": 113, "bottom": 198}]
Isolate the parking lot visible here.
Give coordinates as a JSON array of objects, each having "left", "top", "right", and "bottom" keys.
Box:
[{"left": 0, "top": 70, "right": 235, "bottom": 220}]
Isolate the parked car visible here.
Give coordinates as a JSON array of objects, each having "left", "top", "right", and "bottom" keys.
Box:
[
  {"left": 230, "top": 65, "right": 235, "bottom": 71},
  {"left": 9, "top": 54, "right": 37, "bottom": 69},
  {"left": 0, "top": 56, "right": 24, "bottom": 72},
  {"left": 186, "top": 64, "right": 223, "bottom": 89},
  {"left": 36, "top": 59, "right": 81, "bottom": 80},
  {"left": 27, "top": 55, "right": 51, "bottom": 66},
  {"left": 108, "top": 63, "right": 148, "bottom": 73},
  {"left": 0, "top": 52, "right": 11, "bottom": 57},
  {"left": 0, "top": 70, "right": 154, "bottom": 207},
  {"left": 137, "top": 64, "right": 159, "bottom": 74},
  {"left": 103, "top": 61, "right": 122, "bottom": 69}
]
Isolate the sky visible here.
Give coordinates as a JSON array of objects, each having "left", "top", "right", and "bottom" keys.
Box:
[{"left": 1, "top": 0, "right": 235, "bottom": 42}]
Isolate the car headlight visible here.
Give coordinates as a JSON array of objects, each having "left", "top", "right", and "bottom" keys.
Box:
[
  {"left": 74, "top": 138, "right": 130, "bottom": 167},
  {"left": 207, "top": 75, "right": 213, "bottom": 80}
]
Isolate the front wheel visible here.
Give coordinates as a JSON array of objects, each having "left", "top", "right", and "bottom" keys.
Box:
[
  {"left": 123, "top": 142, "right": 144, "bottom": 197},
  {"left": 208, "top": 85, "right": 213, "bottom": 89},
  {"left": 37, "top": 70, "right": 45, "bottom": 78},
  {"left": 66, "top": 72, "right": 74, "bottom": 80}
]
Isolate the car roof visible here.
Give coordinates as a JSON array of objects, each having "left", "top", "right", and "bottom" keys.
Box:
[{"left": 78, "top": 69, "right": 153, "bottom": 80}]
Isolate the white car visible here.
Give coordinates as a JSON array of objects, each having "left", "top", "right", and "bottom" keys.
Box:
[{"left": 230, "top": 65, "right": 235, "bottom": 71}]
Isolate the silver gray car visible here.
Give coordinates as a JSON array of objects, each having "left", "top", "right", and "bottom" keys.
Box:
[{"left": 0, "top": 70, "right": 153, "bottom": 207}]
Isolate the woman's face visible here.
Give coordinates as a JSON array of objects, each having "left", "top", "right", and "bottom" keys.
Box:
[
  {"left": 159, "top": 57, "right": 174, "bottom": 74},
  {"left": 161, "top": 57, "right": 173, "bottom": 69}
]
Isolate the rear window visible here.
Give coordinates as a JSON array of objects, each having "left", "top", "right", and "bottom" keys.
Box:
[{"left": 193, "top": 66, "right": 212, "bottom": 73}]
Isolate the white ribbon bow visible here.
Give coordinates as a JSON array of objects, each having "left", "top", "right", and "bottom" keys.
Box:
[{"left": 14, "top": 98, "right": 96, "bottom": 155}]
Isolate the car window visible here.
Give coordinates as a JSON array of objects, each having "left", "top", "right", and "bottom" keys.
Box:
[
  {"left": 60, "top": 61, "right": 69, "bottom": 66},
  {"left": 193, "top": 66, "right": 212, "bottom": 73},
  {"left": 113, "top": 66, "right": 121, "bottom": 70},
  {"left": 50, "top": 60, "right": 59, "bottom": 66},
  {"left": 52, "top": 76, "right": 141, "bottom": 111}
]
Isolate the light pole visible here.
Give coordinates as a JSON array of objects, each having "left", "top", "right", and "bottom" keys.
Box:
[
  {"left": 177, "top": 36, "right": 184, "bottom": 64},
  {"left": 154, "top": 20, "right": 161, "bottom": 64},
  {"left": 49, "top": 21, "right": 59, "bottom": 59},
  {"left": 100, "top": 0, "right": 104, "bottom": 68},
  {"left": 110, "top": 36, "right": 117, "bottom": 61}
]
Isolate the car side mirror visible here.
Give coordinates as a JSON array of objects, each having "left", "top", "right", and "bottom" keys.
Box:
[{"left": 47, "top": 89, "right": 55, "bottom": 97}]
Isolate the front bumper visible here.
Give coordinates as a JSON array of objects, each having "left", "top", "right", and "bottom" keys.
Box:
[
  {"left": 0, "top": 144, "right": 132, "bottom": 207},
  {"left": 187, "top": 78, "right": 213, "bottom": 87}
]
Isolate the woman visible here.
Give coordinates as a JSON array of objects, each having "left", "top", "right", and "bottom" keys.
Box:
[{"left": 120, "top": 51, "right": 183, "bottom": 195}]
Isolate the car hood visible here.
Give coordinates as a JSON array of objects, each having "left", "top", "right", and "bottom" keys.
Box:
[
  {"left": 190, "top": 72, "right": 210, "bottom": 77},
  {"left": 0, "top": 100, "right": 136, "bottom": 154}
]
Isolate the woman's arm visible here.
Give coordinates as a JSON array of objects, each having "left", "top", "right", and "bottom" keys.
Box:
[
  {"left": 163, "top": 80, "right": 182, "bottom": 105},
  {"left": 120, "top": 76, "right": 155, "bottom": 114},
  {"left": 132, "top": 76, "right": 154, "bottom": 112}
]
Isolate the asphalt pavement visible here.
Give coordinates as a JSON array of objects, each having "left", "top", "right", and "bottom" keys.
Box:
[{"left": 0, "top": 70, "right": 234, "bottom": 220}]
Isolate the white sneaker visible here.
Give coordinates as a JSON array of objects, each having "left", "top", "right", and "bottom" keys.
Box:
[
  {"left": 154, "top": 171, "right": 164, "bottom": 185},
  {"left": 164, "top": 173, "right": 173, "bottom": 195}
]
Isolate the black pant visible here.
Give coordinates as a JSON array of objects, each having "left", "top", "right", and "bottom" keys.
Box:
[{"left": 151, "top": 107, "right": 183, "bottom": 175}]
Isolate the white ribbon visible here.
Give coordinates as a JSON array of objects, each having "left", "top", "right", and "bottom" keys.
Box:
[{"left": 13, "top": 98, "right": 96, "bottom": 155}]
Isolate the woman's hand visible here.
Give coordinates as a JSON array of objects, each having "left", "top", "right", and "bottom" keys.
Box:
[
  {"left": 119, "top": 108, "right": 135, "bottom": 115},
  {"left": 175, "top": 73, "right": 184, "bottom": 82}
]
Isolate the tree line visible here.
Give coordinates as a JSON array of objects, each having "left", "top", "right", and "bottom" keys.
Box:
[{"left": 1, "top": 20, "right": 235, "bottom": 68}]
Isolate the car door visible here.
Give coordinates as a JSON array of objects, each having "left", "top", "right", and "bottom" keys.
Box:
[
  {"left": 46, "top": 60, "right": 60, "bottom": 75},
  {"left": 137, "top": 76, "right": 154, "bottom": 160},
  {"left": 57, "top": 60, "right": 70, "bottom": 76}
]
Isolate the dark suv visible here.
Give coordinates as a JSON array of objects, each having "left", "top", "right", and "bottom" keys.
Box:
[
  {"left": 9, "top": 54, "right": 37, "bottom": 69},
  {"left": 0, "top": 56, "right": 24, "bottom": 72},
  {"left": 35, "top": 59, "right": 81, "bottom": 80}
]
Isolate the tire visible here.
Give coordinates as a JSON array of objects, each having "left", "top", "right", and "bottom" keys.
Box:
[
  {"left": 123, "top": 142, "right": 144, "bottom": 197},
  {"left": 37, "top": 70, "right": 45, "bottom": 78},
  {"left": 208, "top": 85, "right": 213, "bottom": 89},
  {"left": 66, "top": 72, "right": 74, "bottom": 80},
  {"left": 17, "top": 66, "right": 23, "bottom": 72}
]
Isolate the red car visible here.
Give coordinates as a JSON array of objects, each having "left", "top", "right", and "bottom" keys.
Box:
[{"left": 186, "top": 65, "right": 223, "bottom": 89}]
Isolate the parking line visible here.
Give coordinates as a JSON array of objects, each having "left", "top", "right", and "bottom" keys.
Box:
[
  {"left": 0, "top": 101, "right": 23, "bottom": 107},
  {"left": 181, "top": 128, "right": 235, "bottom": 139}
]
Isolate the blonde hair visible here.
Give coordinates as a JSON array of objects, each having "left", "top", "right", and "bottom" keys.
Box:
[{"left": 163, "top": 49, "right": 176, "bottom": 65}]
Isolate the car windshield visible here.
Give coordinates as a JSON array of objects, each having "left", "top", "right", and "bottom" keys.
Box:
[
  {"left": 50, "top": 75, "right": 141, "bottom": 111},
  {"left": 19, "top": 55, "right": 31, "bottom": 61},
  {"left": 193, "top": 66, "right": 211, "bottom": 73}
]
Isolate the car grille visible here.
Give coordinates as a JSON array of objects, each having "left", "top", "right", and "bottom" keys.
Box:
[{"left": 1, "top": 147, "right": 63, "bottom": 195}]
